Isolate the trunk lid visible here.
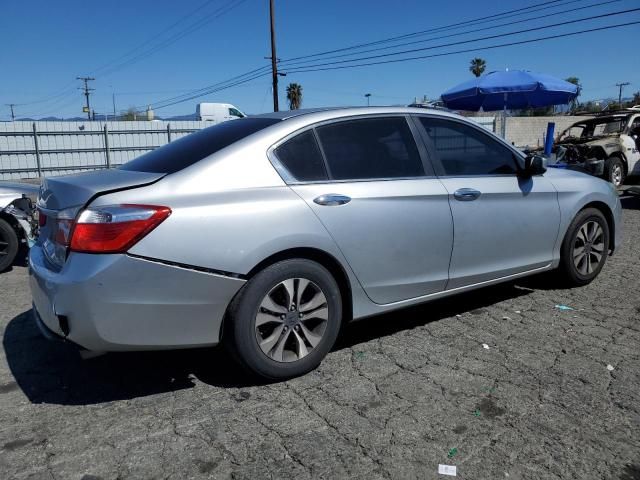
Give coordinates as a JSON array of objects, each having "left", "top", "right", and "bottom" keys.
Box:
[
  {"left": 36, "top": 169, "right": 164, "bottom": 269},
  {"left": 38, "top": 169, "right": 164, "bottom": 211}
]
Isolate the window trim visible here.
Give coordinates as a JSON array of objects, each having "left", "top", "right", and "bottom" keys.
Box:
[
  {"left": 268, "top": 113, "right": 437, "bottom": 185},
  {"left": 411, "top": 114, "right": 526, "bottom": 178}
]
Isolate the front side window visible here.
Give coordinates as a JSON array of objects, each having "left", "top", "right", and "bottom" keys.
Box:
[
  {"left": 315, "top": 117, "right": 424, "bottom": 180},
  {"left": 274, "top": 130, "right": 328, "bottom": 182},
  {"left": 418, "top": 117, "right": 518, "bottom": 176},
  {"left": 228, "top": 108, "right": 245, "bottom": 118}
]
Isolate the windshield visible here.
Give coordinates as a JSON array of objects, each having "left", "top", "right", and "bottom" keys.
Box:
[
  {"left": 120, "top": 117, "right": 279, "bottom": 174},
  {"left": 559, "top": 116, "right": 627, "bottom": 141}
]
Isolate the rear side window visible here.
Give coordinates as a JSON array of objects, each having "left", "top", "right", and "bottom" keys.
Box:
[
  {"left": 315, "top": 117, "right": 424, "bottom": 180},
  {"left": 120, "top": 117, "right": 278, "bottom": 174},
  {"left": 275, "top": 130, "right": 328, "bottom": 181},
  {"left": 418, "top": 117, "right": 518, "bottom": 176}
]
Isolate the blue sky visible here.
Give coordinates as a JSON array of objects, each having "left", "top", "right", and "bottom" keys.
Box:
[{"left": 1, "top": 0, "right": 639, "bottom": 119}]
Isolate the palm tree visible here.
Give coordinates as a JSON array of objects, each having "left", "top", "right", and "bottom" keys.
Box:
[
  {"left": 286, "top": 83, "right": 303, "bottom": 110},
  {"left": 469, "top": 58, "right": 486, "bottom": 77}
]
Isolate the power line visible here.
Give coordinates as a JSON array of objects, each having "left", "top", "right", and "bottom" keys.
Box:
[
  {"left": 108, "top": 2, "right": 581, "bottom": 112},
  {"left": 283, "top": 20, "right": 640, "bottom": 74},
  {"left": 6, "top": 0, "right": 244, "bottom": 109},
  {"left": 126, "top": 65, "right": 272, "bottom": 111},
  {"left": 127, "top": 13, "right": 640, "bottom": 113},
  {"left": 96, "top": 0, "right": 249, "bottom": 78},
  {"left": 282, "top": 8, "right": 640, "bottom": 72},
  {"left": 281, "top": 0, "right": 574, "bottom": 63},
  {"left": 280, "top": 0, "right": 620, "bottom": 68},
  {"left": 90, "top": 0, "right": 221, "bottom": 76},
  {"left": 152, "top": 71, "right": 271, "bottom": 111}
]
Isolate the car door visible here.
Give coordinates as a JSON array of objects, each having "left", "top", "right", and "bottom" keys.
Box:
[
  {"left": 414, "top": 115, "right": 561, "bottom": 290},
  {"left": 270, "top": 115, "right": 454, "bottom": 305}
]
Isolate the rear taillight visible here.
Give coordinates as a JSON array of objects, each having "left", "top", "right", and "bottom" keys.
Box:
[{"left": 70, "top": 204, "right": 171, "bottom": 254}]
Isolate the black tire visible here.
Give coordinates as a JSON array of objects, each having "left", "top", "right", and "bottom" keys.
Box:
[
  {"left": 224, "top": 259, "right": 342, "bottom": 380},
  {"left": 0, "top": 218, "right": 19, "bottom": 272},
  {"left": 559, "top": 208, "right": 609, "bottom": 286},
  {"left": 604, "top": 156, "right": 625, "bottom": 187}
]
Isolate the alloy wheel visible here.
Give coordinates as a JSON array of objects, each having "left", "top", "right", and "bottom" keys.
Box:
[
  {"left": 254, "top": 278, "right": 329, "bottom": 363},
  {"left": 573, "top": 220, "right": 605, "bottom": 275},
  {"left": 611, "top": 164, "right": 623, "bottom": 187}
]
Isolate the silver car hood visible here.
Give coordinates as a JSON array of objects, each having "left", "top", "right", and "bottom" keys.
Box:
[{"left": 0, "top": 181, "right": 39, "bottom": 208}]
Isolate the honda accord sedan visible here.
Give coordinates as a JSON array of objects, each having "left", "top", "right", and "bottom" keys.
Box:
[{"left": 29, "top": 107, "right": 622, "bottom": 379}]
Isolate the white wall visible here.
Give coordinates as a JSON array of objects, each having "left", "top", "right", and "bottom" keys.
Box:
[{"left": 0, "top": 121, "right": 209, "bottom": 180}]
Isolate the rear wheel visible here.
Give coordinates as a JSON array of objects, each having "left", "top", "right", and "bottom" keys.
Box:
[
  {"left": 559, "top": 208, "right": 609, "bottom": 286},
  {"left": 604, "top": 156, "right": 625, "bottom": 187},
  {"left": 224, "top": 259, "right": 342, "bottom": 380},
  {"left": 0, "top": 218, "right": 19, "bottom": 272}
]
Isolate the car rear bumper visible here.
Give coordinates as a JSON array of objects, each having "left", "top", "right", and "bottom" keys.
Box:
[{"left": 28, "top": 246, "right": 245, "bottom": 351}]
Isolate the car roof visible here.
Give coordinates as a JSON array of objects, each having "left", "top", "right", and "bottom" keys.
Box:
[{"left": 251, "top": 106, "right": 466, "bottom": 123}]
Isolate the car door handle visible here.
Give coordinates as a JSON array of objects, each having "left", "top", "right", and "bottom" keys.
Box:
[
  {"left": 313, "top": 194, "right": 351, "bottom": 206},
  {"left": 453, "top": 188, "right": 481, "bottom": 201}
]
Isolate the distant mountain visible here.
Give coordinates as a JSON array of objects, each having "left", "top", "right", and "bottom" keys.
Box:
[
  {"left": 164, "top": 113, "right": 198, "bottom": 120},
  {"left": 9, "top": 114, "right": 199, "bottom": 122}
]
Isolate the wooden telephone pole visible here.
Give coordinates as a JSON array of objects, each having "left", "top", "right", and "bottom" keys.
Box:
[{"left": 269, "top": 0, "right": 279, "bottom": 112}]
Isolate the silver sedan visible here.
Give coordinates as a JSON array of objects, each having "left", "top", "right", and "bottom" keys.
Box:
[{"left": 29, "top": 107, "right": 622, "bottom": 379}]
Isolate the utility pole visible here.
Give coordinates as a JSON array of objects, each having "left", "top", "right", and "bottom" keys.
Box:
[
  {"left": 77, "top": 76, "right": 95, "bottom": 120},
  {"left": 269, "top": 0, "right": 279, "bottom": 112},
  {"left": 5, "top": 103, "right": 16, "bottom": 121},
  {"left": 616, "top": 82, "right": 630, "bottom": 107},
  {"left": 365, "top": 93, "right": 371, "bottom": 106}
]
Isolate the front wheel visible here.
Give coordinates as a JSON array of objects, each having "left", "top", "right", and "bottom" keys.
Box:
[
  {"left": 558, "top": 208, "right": 610, "bottom": 286},
  {"left": 224, "top": 259, "right": 342, "bottom": 380},
  {"left": 604, "top": 156, "right": 625, "bottom": 187},
  {"left": 0, "top": 218, "right": 19, "bottom": 272}
]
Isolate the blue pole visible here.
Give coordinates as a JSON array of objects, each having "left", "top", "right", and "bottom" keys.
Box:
[{"left": 544, "top": 122, "right": 555, "bottom": 156}]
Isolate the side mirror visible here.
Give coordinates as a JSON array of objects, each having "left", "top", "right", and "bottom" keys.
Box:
[{"left": 523, "top": 154, "right": 547, "bottom": 176}]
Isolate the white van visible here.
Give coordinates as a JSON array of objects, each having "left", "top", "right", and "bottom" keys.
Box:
[{"left": 196, "top": 103, "right": 246, "bottom": 123}]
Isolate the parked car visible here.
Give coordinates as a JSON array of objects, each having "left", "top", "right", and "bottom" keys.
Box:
[
  {"left": 552, "top": 107, "right": 640, "bottom": 187},
  {"left": 196, "top": 102, "right": 246, "bottom": 123},
  {"left": 29, "top": 107, "right": 621, "bottom": 379},
  {"left": 0, "top": 181, "right": 38, "bottom": 272}
]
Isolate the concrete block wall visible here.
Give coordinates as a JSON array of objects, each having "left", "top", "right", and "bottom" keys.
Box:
[{"left": 494, "top": 115, "right": 594, "bottom": 149}]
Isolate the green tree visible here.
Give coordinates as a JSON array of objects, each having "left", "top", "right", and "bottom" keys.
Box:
[
  {"left": 120, "top": 107, "right": 140, "bottom": 121},
  {"left": 632, "top": 91, "right": 640, "bottom": 105},
  {"left": 286, "top": 83, "right": 303, "bottom": 110},
  {"left": 565, "top": 77, "right": 582, "bottom": 112},
  {"left": 469, "top": 58, "right": 486, "bottom": 77}
]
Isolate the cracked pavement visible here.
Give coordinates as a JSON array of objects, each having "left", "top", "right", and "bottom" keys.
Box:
[{"left": 1, "top": 192, "right": 639, "bottom": 479}]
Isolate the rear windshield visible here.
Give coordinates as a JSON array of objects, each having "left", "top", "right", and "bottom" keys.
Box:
[{"left": 120, "top": 117, "right": 279, "bottom": 174}]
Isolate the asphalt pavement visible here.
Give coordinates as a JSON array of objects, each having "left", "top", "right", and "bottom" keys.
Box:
[{"left": 0, "top": 193, "right": 639, "bottom": 479}]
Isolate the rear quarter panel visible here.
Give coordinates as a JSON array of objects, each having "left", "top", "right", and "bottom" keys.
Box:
[{"left": 112, "top": 184, "right": 347, "bottom": 275}]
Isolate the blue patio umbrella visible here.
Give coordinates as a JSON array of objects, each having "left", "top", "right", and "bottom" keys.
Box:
[{"left": 441, "top": 70, "right": 579, "bottom": 138}]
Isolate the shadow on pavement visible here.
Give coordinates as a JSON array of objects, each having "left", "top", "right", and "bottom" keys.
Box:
[
  {"left": 3, "top": 282, "right": 533, "bottom": 406},
  {"left": 620, "top": 192, "right": 640, "bottom": 210}
]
